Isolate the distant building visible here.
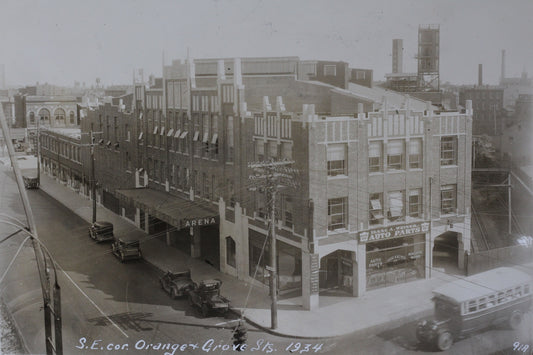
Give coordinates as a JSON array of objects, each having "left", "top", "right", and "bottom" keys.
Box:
[
  {"left": 500, "top": 71, "right": 533, "bottom": 108},
  {"left": 459, "top": 87, "right": 504, "bottom": 136}
]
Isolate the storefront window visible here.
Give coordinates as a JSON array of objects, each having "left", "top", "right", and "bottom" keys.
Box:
[
  {"left": 366, "top": 235, "right": 425, "bottom": 290},
  {"left": 226, "top": 237, "right": 236, "bottom": 268}
]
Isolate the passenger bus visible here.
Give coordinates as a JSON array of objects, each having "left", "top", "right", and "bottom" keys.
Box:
[{"left": 416, "top": 267, "right": 532, "bottom": 351}]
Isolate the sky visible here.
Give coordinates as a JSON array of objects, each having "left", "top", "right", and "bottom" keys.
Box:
[{"left": 1, "top": 0, "right": 532, "bottom": 87}]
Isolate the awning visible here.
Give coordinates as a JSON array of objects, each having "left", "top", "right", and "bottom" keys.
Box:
[
  {"left": 211, "top": 133, "right": 218, "bottom": 144},
  {"left": 174, "top": 129, "right": 182, "bottom": 138},
  {"left": 193, "top": 131, "right": 200, "bottom": 141},
  {"left": 167, "top": 129, "right": 174, "bottom": 137},
  {"left": 153, "top": 126, "right": 158, "bottom": 134},
  {"left": 202, "top": 132, "right": 209, "bottom": 143},
  {"left": 138, "top": 132, "right": 144, "bottom": 140},
  {"left": 116, "top": 188, "right": 218, "bottom": 230},
  {"left": 160, "top": 127, "right": 166, "bottom": 136},
  {"left": 180, "top": 131, "right": 188, "bottom": 139}
]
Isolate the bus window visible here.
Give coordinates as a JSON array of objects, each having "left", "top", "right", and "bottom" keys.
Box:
[
  {"left": 478, "top": 297, "right": 487, "bottom": 310},
  {"left": 497, "top": 292, "right": 505, "bottom": 304},
  {"left": 505, "top": 289, "right": 513, "bottom": 300},
  {"left": 487, "top": 295, "right": 496, "bottom": 307},
  {"left": 515, "top": 286, "right": 522, "bottom": 297},
  {"left": 468, "top": 300, "right": 477, "bottom": 313}
]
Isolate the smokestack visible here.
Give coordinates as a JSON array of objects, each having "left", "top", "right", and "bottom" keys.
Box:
[
  {"left": 501, "top": 49, "right": 506, "bottom": 83},
  {"left": 392, "top": 39, "right": 403, "bottom": 74},
  {"left": 478, "top": 64, "right": 483, "bottom": 86}
]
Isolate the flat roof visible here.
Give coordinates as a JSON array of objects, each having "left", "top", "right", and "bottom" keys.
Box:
[{"left": 433, "top": 267, "right": 532, "bottom": 303}]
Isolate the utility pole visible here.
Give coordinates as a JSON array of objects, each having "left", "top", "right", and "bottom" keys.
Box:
[
  {"left": 37, "top": 115, "right": 41, "bottom": 184},
  {"left": 0, "top": 108, "right": 62, "bottom": 354},
  {"left": 91, "top": 131, "right": 96, "bottom": 223},
  {"left": 248, "top": 158, "right": 299, "bottom": 329}
]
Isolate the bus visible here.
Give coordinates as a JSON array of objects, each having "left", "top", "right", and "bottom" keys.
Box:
[{"left": 416, "top": 267, "right": 532, "bottom": 351}]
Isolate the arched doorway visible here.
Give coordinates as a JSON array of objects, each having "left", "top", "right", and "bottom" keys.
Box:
[
  {"left": 319, "top": 250, "right": 355, "bottom": 296},
  {"left": 433, "top": 231, "right": 459, "bottom": 273}
]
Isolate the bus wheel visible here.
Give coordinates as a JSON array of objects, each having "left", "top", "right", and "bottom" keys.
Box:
[
  {"left": 437, "top": 331, "right": 453, "bottom": 351},
  {"left": 508, "top": 311, "right": 523, "bottom": 330}
]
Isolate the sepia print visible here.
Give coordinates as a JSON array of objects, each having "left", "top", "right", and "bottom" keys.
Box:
[{"left": 0, "top": 1, "right": 532, "bottom": 354}]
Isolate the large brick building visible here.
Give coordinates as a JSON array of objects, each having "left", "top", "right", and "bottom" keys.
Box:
[{"left": 75, "top": 56, "right": 472, "bottom": 310}]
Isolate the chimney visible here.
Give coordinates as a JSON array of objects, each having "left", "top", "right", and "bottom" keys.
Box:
[
  {"left": 478, "top": 64, "right": 483, "bottom": 86},
  {"left": 392, "top": 39, "right": 403, "bottom": 74},
  {"left": 501, "top": 50, "right": 506, "bottom": 82}
]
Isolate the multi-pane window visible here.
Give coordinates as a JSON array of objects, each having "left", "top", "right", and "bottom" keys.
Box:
[
  {"left": 441, "top": 184, "right": 457, "bottom": 214},
  {"left": 282, "top": 195, "right": 293, "bottom": 228},
  {"left": 327, "top": 144, "right": 347, "bottom": 176},
  {"left": 281, "top": 142, "right": 292, "bottom": 161},
  {"left": 408, "top": 189, "right": 422, "bottom": 218},
  {"left": 388, "top": 191, "right": 405, "bottom": 221},
  {"left": 387, "top": 140, "right": 404, "bottom": 171},
  {"left": 440, "top": 136, "right": 457, "bottom": 166},
  {"left": 369, "top": 141, "right": 382, "bottom": 173},
  {"left": 369, "top": 193, "right": 384, "bottom": 225},
  {"left": 408, "top": 139, "right": 422, "bottom": 169},
  {"left": 324, "top": 65, "right": 336, "bottom": 76},
  {"left": 328, "top": 197, "right": 347, "bottom": 231}
]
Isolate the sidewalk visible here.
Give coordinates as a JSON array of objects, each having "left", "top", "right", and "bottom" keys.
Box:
[{"left": 38, "top": 173, "right": 461, "bottom": 338}]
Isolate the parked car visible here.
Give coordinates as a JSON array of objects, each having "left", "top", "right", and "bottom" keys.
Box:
[
  {"left": 22, "top": 175, "right": 39, "bottom": 189},
  {"left": 88, "top": 221, "right": 114, "bottom": 242},
  {"left": 188, "top": 279, "right": 230, "bottom": 317},
  {"left": 160, "top": 270, "right": 195, "bottom": 298},
  {"left": 111, "top": 236, "right": 142, "bottom": 262}
]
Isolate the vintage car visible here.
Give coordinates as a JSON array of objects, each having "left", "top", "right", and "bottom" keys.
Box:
[
  {"left": 416, "top": 267, "right": 532, "bottom": 351},
  {"left": 23, "top": 175, "right": 39, "bottom": 189},
  {"left": 160, "top": 270, "right": 195, "bottom": 298},
  {"left": 188, "top": 279, "right": 230, "bottom": 317},
  {"left": 111, "top": 236, "right": 142, "bottom": 262},
  {"left": 88, "top": 221, "right": 114, "bottom": 242}
]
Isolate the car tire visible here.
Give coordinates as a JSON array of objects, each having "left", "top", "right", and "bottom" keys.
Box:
[
  {"left": 436, "top": 331, "right": 453, "bottom": 351},
  {"left": 120, "top": 252, "right": 125, "bottom": 263},
  {"left": 201, "top": 304, "right": 209, "bottom": 318},
  {"left": 508, "top": 311, "right": 523, "bottom": 330},
  {"left": 188, "top": 294, "right": 194, "bottom": 306}
]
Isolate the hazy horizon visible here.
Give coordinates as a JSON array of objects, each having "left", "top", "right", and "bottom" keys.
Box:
[{"left": 1, "top": 0, "right": 532, "bottom": 88}]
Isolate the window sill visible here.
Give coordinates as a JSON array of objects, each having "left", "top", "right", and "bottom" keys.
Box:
[
  {"left": 369, "top": 172, "right": 384, "bottom": 176},
  {"left": 408, "top": 168, "right": 423, "bottom": 172},
  {"left": 440, "top": 164, "right": 458, "bottom": 168},
  {"left": 386, "top": 169, "right": 405, "bottom": 174},
  {"left": 327, "top": 174, "right": 348, "bottom": 180},
  {"left": 327, "top": 228, "right": 349, "bottom": 235}
]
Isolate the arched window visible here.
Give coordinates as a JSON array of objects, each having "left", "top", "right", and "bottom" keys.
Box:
[
  {"left": 54, "top": 108, "right": 66, "bottom": 123},
  {"left": 29, "top": 112, "right": 35, "bottom": 125},
  {"left": 38, "top": 108, "right": 50, "bottom": 123},
  {"left": 69, "top": 111, "right": 75, "bottom": 124}
]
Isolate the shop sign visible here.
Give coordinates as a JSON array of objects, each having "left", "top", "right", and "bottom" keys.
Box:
[
  {"left": 368, "top": 257, "right": 383, "bottom": 269},
  {"left": 359, "top": 222, "right": 430, "bottom": 243},
  {"left": 310, "top": 254, "right": 319, "bottom": 293},
  {"left": 183, "top": 216, "right": 218, "bottom": 228},
  {"left": 386, "top": 255, "right": 406, "bottom": 263}
]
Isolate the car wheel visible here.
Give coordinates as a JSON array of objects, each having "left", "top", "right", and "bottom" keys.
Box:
[
  {"left": 120, "top": 252, "right": 125, "bottom": 263},
  {"left": 508, "top": 311, "right": 523, "bottom": 330},
  {"left": 171, "top": 288, "right": 178, "bottom": 299},
  {"left": 436, "top": 331, "right": 453, "bottom": 351},
  {"left": 188, "top": 294, "right": 194, "bottom": 306},
  {"left": 201, "top": 304, "right": 209, "bottom": 318}
]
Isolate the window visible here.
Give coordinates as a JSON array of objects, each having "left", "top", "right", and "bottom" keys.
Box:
[
  {"left": 29, "top": 112, "right": 35, "bottom": 125},
  {"left": 356, "top": 71, "right": 366, "bottom": 80},
  {"left": 327, "top": 144, "right": 347, "bottom": 176},
  {"left": 328, "top": 197, "right": 347, "bottom": 231},
  {"left": 369, "top": 193, "right": 384, "bottom": 225},
  {"left": 408, "top": 139, "right": 422, "bottom": 169},
  {"left": 268, "top": 141, "right": 278, "bottom": 159},
  {"left": 256, "top": 140, "right": 264, "bottom": 161},
  {"left": 441, "top": 185, "right": 457, "bottom": 214},
  {"left": 408, "top": 189, "right": 422, "bottom": 218},
  {"left": 282, "top": 195, "right": 293, "bottom": 228},
  {"left": 226, "top": 237, "right": 236, "bottom": 267},
  {"left": 387, "top": 140, "right": 404, "bottom": 170},
  {"left": 281, "top": 142, "right": 292, "bottom": 160},
  {"left": 440, "top": 136, "right": 457, "bottom": 166},
  {"left": 467, "top": 300, "right": 477, "bottom": 313},
  {"left": 227, "top": 116, "right": 234, "bottom": 162},
  {"left": 369, "top": 141, "right": 382, "bottom": 173},
  {"left": 69, "top": 111, "right": 75, "bottom": 124},
  {"left": 388, "top": 191, "right": 404, "bottom": 221},
  {"left": 324, "top": 65, "right": 336, "bottom": 76}
]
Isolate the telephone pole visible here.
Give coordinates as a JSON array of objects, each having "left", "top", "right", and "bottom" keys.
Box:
[
  {"left": 83, "top": 131, "right": 103, "bottom": 223},
  {"left": 248, "top": 159, "right": 299, "bottom": 329}
]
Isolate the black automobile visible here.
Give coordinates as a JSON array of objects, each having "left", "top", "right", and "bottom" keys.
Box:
[
  {"left": 188, "top": 279, "right": 230, "bottom": 317},
  {"left": 88, "top": 221, "right": 114, "bottom": 242},
  {"left": 160, "top": 270, "right": 195, "bottom": 298},
  {"left": 111, "top": 236, "right": 142, "bottom": 262}
]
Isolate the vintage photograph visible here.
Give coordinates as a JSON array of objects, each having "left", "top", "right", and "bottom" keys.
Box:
[{"left": 0, "top": 1, "right": 532, "bottom": 354}]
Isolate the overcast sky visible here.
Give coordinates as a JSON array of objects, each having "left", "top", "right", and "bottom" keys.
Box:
[{"left": 1, "top": 0, "right": 532, "bottom": 87}]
